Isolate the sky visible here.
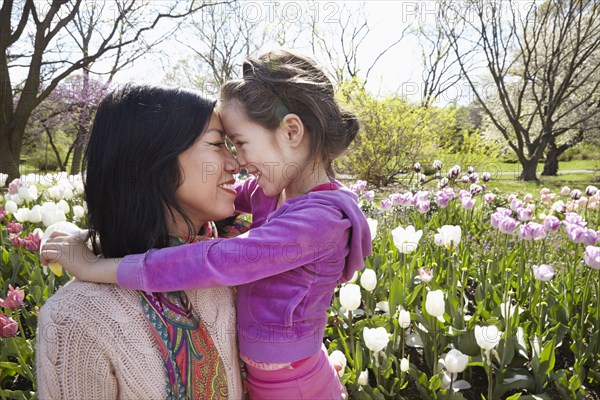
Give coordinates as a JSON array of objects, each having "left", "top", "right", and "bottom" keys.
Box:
[{"left": 112, "top": 1, "right": 432, "bottom": 102}]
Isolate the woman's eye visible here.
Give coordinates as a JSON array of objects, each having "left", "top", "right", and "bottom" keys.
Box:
[
  {"left": 209, "top": 141, "right": 226, "bottom": 147},
  {"left": 235, "top": 142, "right": 245, "bottom": 147}
]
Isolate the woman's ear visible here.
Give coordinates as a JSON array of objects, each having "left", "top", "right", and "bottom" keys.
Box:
[{"left": 278, "top": 114, "right": 304, "bottom": 147}]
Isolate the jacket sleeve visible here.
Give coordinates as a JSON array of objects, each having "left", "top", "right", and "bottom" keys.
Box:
[{"left": 117, "top": 200, "right": 348, "bottom": 292}]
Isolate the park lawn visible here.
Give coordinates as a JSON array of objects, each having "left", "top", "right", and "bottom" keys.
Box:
[
  {"left": 487, "top": 171, "right": 598, "bottom": 194},
  {"left": 489, "top": 159, "right": 599, "bottom": 174}
]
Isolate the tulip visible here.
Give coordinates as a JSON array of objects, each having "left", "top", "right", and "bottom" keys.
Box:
[
  {"left": 523, "top": 193, "right": 533, "bottom": 202},
  {"left": 425, "top": 290, "right": 445, "bottom": 318},
  {"left": 584, "top": 246, "right": 600, "bottom": 270},
  {"left": 439, "top": 177, "right": 449, "bottom": 188},
  {"left": 391, "top": 225, "right": 423, "bottom": 254},
  {"left": 400, "top": 358, "right": 410, "bottom": 372},
  {"left": 363, "top": 327, "right": 390, "bottom": 352},
  {"left": 360, "top": 269, "right": 377, "bottom": 292},
  {"left": 0, "top": 314, "right": 18, "bottom": 338},
  {"left": 435, "top": 191, "right": 451, "bottom": 208},
  {"left": 4, "top": 200, "right": 17, "bottom": 214},
  {"left": 339, "top": 284, "right": 361, "bottom": 311},
  {"left": 73, "top": 205, "right": 85, "bottom": 219},
  {"left": 8, "top": 178, "right": 21, "bottom": 195},
  {"left": 381, "top": 198, "right": 392, "bottom": 211},
  {"left": 518, "top": 222, "right": 546, "bottom": 241},
  {"left": 565, "top": 212, "right": 586, "bottom": 227},
  {"left": 376, "top": 301, "right": 390, "bottom": 315},
  {"left": 416, "top": 267, "right": 433, "bottom": 283},
  {"left": 565, "top": 223, "right": 586, "bottom": 243},
  {"left": 500, "top": 301, "right": 523, "bottom": 320},
  {"left": 444, "top": 349, "right": 469, "bottom": 374},
  {"left": 419, "top": 174, "right": 426, "bottom": 184},
  {"left": 469, "top": 173, "right": 479, "bottom": 184},
  {"left": 28, "top": 205, "right": 42, "bottom": 223},
  {"left": 484, "top": 193, "right": 495, "bottom": 204},
  {"left": 364, "top": 190, "right": 375, "bottom": 202},
  {"left": 516, "top": 207, "right": 532, "bottom": 221},
  {"left": 543, "top": 215, "right": 561, "bottom": 233},
  {"left": 510, "top": 199, "right": 524, "bottom": 212},
  {"left": 433, "top": 160, "right": 443, "bottom": 170},
  {"left": 585, "top": 185, "right": 598, "bottom": 197},
  {"left": 532, "top": 264, "right": 555, "bottom": 281},
  {"left": 398, "top": 309, "right": 411, "bottom": 329},
  {"left": 328, "top": 350, "right": 347, "bottom": 378},
  {"left": 0, "top": 173, "right": 8, "bottom": 187},
  {"left": 357, "top": 369, "right": 369, "bottom": 386},
  {"left": 40, "top": 221, "right": 84, "bottom": 277},
  {"left": 482, "top": 172, "right": 491, "bottom": 182},
  {"left": 570, "top": 189, "right": 582, "bottom": 200},
  {"left": 0, "top": 285, "right": 25, "bottom": 309},
  {"left": 475, "top": 325, "right": 501, "bottom": 351},
  {"left": 7, "top": 221, "right": 23, "bottom": 235},
  {"left": 498, "top": 217, "right": 518, "bottom": 234},
  {"left": 389, "top": 193, "right": 402, "bottom": 206},
  {"left": 560, "top": 186, "right": 571, "bottom": 196},
  {"left": 435, "top": 225, "right": 461, "bottom": 249},
  {"left": 413, "top": 162, "right": 422, "bottom": 173},
  {"left": 552, "top": 200, "right": 566, "bottom": 214},
  {"left": 460, "top": 175, "right": 470, "bottom": 184},
  {"left": 366, "top": 218, "right": 378, "bottom": 241},
  {"left": 416, "top": 199, "right": 431, "bottom": 213},
  {"left": 398, "top": 192, "right": 414, "bottom": 206}
]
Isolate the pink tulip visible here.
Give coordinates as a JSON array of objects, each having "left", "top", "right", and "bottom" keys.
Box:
[
  {"left": 364, "top": 190, "right": 375, "bottom": 202},
  {"left": 570, "top": 189, "right": 582, "bottom": 200},
  {"left": 461, "top": 196, "right": 475, "bottom": 209},
  {"left": 484, "top": 193, "right": 495, "bottom": 204},
  {"left": 516, "top": 207, "right": 532, "bottom": 221},
  {"left": 417, "top": 267, "right": 433, "bottom": 283},
  {"left": 0, "top": 314, "right": 18, "bottom": 338},
  {"left": 560, "top": 186, "right": 571, "bottom": 196},
  {"left": 523, "top": 193, "right": 533, "bottom": 203},
  {"left": 8, "top": 178, "right": 21, "bottom": 195},
  {"left": 540, "top": 188, "right": 551, "bottom": 196},
  {"left": 543, "top": 216, "right": 561, "bottom": 233},
  {"left": 7, "top": 221, "right": 22, "bottom": 235},
  {"left": 498, "top": 217, "right": 518, "bottom": 234},
  {"left": 381, "top": 199, "right": 393, "bottom": 211},
  {"left": 585, "top": 186, "right": 598, "bottom": 197},
  {"left": 416, "top": 200, "right": 431, "bottom": 214},
  {"left": 0, "top": 285, "right": 25, "bottom": 309},
  {"left": 508, "top": 194, "right": 517, "bottom": 203}
]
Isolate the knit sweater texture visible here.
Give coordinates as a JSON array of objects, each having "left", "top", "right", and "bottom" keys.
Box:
[{"left": 36, "top": 280, "right": 242, "bottom": 399}]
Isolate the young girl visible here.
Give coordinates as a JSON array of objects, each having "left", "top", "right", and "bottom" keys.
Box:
[{"left": 43, "top": 50, "right": 372, "bottom": 399}]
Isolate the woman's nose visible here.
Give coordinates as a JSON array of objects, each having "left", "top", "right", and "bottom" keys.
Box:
[{"left": 224, "top": 151, "right": 240, "bottom": 174}]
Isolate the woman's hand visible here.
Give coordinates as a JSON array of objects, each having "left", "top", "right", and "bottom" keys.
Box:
[{"left": 40, "top": 231, "right": 119, "bottom": 284}]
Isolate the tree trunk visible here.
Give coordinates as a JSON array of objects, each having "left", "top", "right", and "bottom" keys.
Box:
[
  {"left": 69, "top": 129, "right": 87, "bottom": 175},
  {"left": 0, "top": 127, "right": 21, "bottom": 183},
  {"left": 519, "top": 160, "right": 539, "bottom": 181},
  {"left": 541, "top": 141, "right": 559, "bottom": 176}
]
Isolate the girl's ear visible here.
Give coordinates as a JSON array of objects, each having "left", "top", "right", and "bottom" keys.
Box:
[{"left": 278, "top": 114, "right": 305, "bottom": 147}]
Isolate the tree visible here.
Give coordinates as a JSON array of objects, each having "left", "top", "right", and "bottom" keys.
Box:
[
  {"left": 25, "top": 75, "right": 107, "bottom": 172},
  {"left": 442, "top": 0, "right": 600, "bottom": 180},
  {"left": 1, "top": 0, "right": 212, "bottom": 180}
]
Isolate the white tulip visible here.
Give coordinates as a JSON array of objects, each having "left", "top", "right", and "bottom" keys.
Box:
[
  {"left": 400, "top": 357, "right": 409, "bottom": 372},
  {"left": 357, "top": 369, "right": 369, "bottom": 385},
  {"left": 18, "top": 186, "right": 32, "bottom": 201},
  {"left": 4, "top": 200, "right": 17, "bottom": 214},
  {"left": 41, "top": 202, "right": 67, "bottom": 227},
  {"left": 14, "top": 208, "right": 31, "bottom": 223},
  {"left": 366, "top": 218, "right": 378, "bottom": 240},
  {"left": 376, "top": 301, "right": 390, "bottom": 315},
  {"left": 398, "top": 309, "right": 411, "bottom": 329},
  {"left": 28, "top": 205, "right": 42, "bottom": 224},
  {"left": 475, "top": 325, "right": 502, "bottom": 351},
  {"left": 500, "top": 301, "right": 523, "bottom": 320},
  {"left": 73, "top": 205, "right": 85, "bottom": 219},
  {"left": 339, "top": 284, "right": 361, "bottom": 311},
  {"left": 0, "top": 173, "right": 8, "bottom": 187},
  {"left": 11, "top": 194, "right": 23, "bottom": 205},
  {"left": 425, "top": 290, "right": 445, "bottom": 318},
  {"left": 360, "top": 269, "right": 377, "bottom": 291},
  {"left": 363, "top": 327, "right": 390, "bottom": 352},
  {"left": 348, "top": 271, "right": 359, "bottom": 283},
  {"left": 57, "top": 199, "right": 70, "bottom": 214},
  {"left": 435, "top": 225, "right": 462, "bottom": 248},
  {"left": 391, "top": 225, "right": 423, "bottom": 254},
  {"left": 328, "top": 350, "right": 347, "bottom": 378},
  {"left": 444, "top": 349, "right": 469, "bottom": 373}
]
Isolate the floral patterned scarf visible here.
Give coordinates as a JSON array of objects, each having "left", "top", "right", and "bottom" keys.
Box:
[{"left": 140, "top": 221, "right": 228, "bottom": 400}]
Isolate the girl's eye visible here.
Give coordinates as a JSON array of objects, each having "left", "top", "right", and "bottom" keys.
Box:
[
  {"left": 235, "top": 141, "right": 245, "bottom": 147},
  {"left": 209, "top": 141, "right": 226, "bottom": 147}
]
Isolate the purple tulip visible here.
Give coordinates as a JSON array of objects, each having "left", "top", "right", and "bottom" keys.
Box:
[
  {"left": 443, "top": 187, "right": 456, "bottom": 200},
  {"left": 448, "top": 165, "right": 461, "bottom": 179},
  {"left": 532, "top": 264, "right": 555, "bottom": 281},
  {"left": 581, "top": 229, "right": 598, "bottom": 246},
  {"left": 570, "top": 189, "right": 582, "bottom": 200},
  {"left": 470, "top": 184, "right": 483, "bottom": 195},
  {"left": 516, "top": 207, "right": 533, "bottom": 222},
  {"left": 469, "top": 173, "right": 479, "bottom": 184},
  {"left": 491, "top": 212, "right": 504, "bottom": 228},
  {"left": 519, "top": 222, "right": 546, "bottom": 240},
  {"left": 439, "top": 177, "right": 449, "bottom": 188},
  {"left": 565, "top": 213, "right": 586, "bottom": 227},
  {"left": 467, "top": 166, "right": 475, "bottom": 174},
  {"left": 389, "top": 193, "right": 402, "bottom": 206},
  {"left": 484, "top": 193, "right": 495, "bottom": 204},
  {"left": 435, "top": 191, "right": 451, "bottom": 208},
  {"left": 461, "top": 196, "right": 475, "bottom": 209},
  {"left": 498, "top": 217, "right": 518, "bottom": 234},
  {"left": 399, "top": 192, "right": 414, "bottom": 207},
  {"left": 460, "top": 175, "right": 470, "bottom": 184},
  {"left": 419, "top": 174, "right": 426, "bottom": 184},
  {"left": 482, "top": 172, "right": 491, "bottom": 182},
  {"left": 381, "top": 198, "right": 393, "bottom": 211},
  {"left": 350, "top": 180, "right": 367, "bottom": 194},
  {"left": 565, "top": 223, "right": 586, "bottom": 243},
  {"left": 584, "top": 246, "right": 600, "bottom": 269},
  {"left": 496, "top": 207, "right": 513, "bottom": 217},
  {"left": 510, "top": 199, "right": 524, "bottom": 212},
  {"left": 414, "top": 162, "right": 422, "bottom": 173},
  {"left": 585, "top": 185, "right": 598, "bottom": 197},
  {"left": 416, "top": 200, "right": 431, "bottom": 214},
  {"left": 433, "top": 160, "right": 443, "bottom": 170},
  {"left": 365, "top": 190, "right": 375, "bottom": 202},
  {"left": 543, "top": 215, "right": 561, "bottom": 233}
]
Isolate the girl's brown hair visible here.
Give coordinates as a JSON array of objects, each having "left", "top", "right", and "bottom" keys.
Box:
[{"left": 220, "top": 49, "right": 359, "bottom": 177}]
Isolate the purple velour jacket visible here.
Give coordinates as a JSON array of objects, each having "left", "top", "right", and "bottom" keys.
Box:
[{"left": 117, "top": 178, "right": 372, "bottom": 363}]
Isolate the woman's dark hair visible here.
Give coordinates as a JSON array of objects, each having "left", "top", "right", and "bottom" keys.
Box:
[
  {"left": 220, "top": 49, "right": 360, "bottom": 177},
  {"left": 84, "top": 84, "right": 216, "bottom": 258}
]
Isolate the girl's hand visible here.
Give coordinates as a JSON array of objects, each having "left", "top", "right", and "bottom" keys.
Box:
[{"left": 40, "top": 231, "right": 119, "bottom": 284}]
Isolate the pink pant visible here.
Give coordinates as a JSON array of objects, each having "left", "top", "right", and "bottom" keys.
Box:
[{"left": 246, "top": 345, "right": 344, "bottom": 399}]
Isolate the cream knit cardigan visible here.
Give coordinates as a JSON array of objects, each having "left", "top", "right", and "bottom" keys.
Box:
[{"left": 36, "top": 280, "right": 243, "bottom": 399}]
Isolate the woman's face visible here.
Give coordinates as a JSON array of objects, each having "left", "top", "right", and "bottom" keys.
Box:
[{"left": 174, "top": 112, "right": 239, "bottom": 232}]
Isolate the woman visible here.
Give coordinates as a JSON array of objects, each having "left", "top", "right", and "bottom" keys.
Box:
[{"left": 36, "top": 85, "right": 244, "bottom": 399}]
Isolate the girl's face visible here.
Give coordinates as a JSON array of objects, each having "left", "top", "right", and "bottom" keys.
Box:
[
  {"left": 174, "top": 112, "right": 239, "bottom": 232},
  {"left": 220, "top": 101, "right": 306, "bottom": 197}
]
